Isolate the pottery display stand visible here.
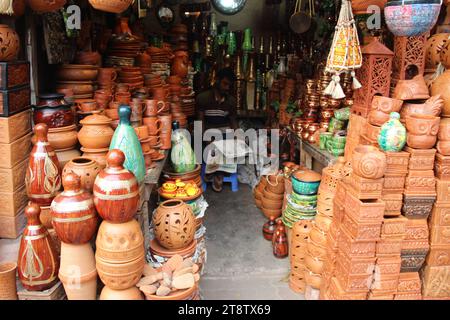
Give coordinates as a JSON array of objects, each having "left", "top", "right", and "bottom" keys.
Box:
[{"left": 17, "top": 281, "right": 66, "bottom": 300}]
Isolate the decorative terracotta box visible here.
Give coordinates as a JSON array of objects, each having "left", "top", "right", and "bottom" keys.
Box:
[
  {"left": 435, "top": 153, "right": 450, "bottom": 181},
  {"left": 345, "top": 173, "right": 383, "bottom": 200},
  {"left": 426, "top": 245, "right": 450, "bottom": 266},
  {"left": 404, "top": 147, "right": 436, "bottom": 171},
  {"left": 405, "top": 219, "right": 429, "bottom": 241},
  {"left": 0, "top": 184, "right": 28, "bottom": 217},
  {"left": 397, "top": 272, "right": 421, "bottom": 293},
  {"left": 382, "top": 193, "right": 403, "bottom": 217},
  {"left": 328, "top": 277, "right": 368, "bottom": 300},
  {"left": 368, "top": 292, "right": 395, "bottom": 300},
  {"left": 339, "top": 226, "right": 377, "bottom": 258},
  {"left": 382, "top": 173, "right": 406, "bottom": 193},
  {"left": 344, "top": 187, "right": 385, "bottom": 222},
  {"left": 430, "top": 226, "right": 450, "bottom": 245},
  {"left": 0, "top": 207, "right": 26, "bottom": 239},
  {"left": 342, "top": 212, "right": 382, "bottom": 241},
  {"left": 421, "top": 266, "right": 450, "bottom": 298},
  {"left": 0, "top": 109, "right": 32, "bottom": 144},
  {"left": 376, "top": 234, "right": 404, "bottom": 256},
  {"left": 0, "top": 61, "right": 30, "bottom": 90},
  {"left": 0, "top": 157, "right": 28, "bottom": 193},
  {"left": 0, "top": 85, "right": 31, "bottom": 117},
  {"left": 402, "top": 195, "right": 436, "bottom": 219},
  {"left": 404, "top": 170, "right": 437, "bottom": 196},
  {"left": 0, "top": 132, "right": 32, "bottom": 169},
  {"left": 375, "top": 255, "right": 402, "bottom": 275},
  {"left": 436, "top": 179, "right": 450, "bottom": 203},
  {"left": 337, "top": 251, "right": 376, "bottom": 275},
  {"left": 381, "top": 216, "right": 408, "bottom": 236},
  {"left": 394, "top": 293, "right": 423, "bottom": 300},
  {"left": 384, "top": 151, "right": 410, "bottom": 175},
  {"left": 336, "top": 260, "right": 374, "bottom": 292},
  {"left": 370, "top": 273, "right": 400, "bottom": 292}
]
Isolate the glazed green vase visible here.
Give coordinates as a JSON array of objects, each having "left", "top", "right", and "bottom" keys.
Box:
[
  {"left": 109, "top": 105, "right": 146, "bottom": 185},
  {"left": 378, "top": 112, "right": 406, "bottom": 152}
]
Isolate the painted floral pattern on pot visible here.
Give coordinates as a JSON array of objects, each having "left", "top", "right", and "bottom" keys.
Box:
[{"left": 378, "top": 112, "right": 406, "bottom": 152}]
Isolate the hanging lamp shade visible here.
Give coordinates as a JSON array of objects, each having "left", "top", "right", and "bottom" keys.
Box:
[{"left": 325, "top": 0, "right": 363, "bottom": 99}]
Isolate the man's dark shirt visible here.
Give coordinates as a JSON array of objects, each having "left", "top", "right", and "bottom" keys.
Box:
[{"left": 196, "top": 89, "right": 237, "bottom": 129}]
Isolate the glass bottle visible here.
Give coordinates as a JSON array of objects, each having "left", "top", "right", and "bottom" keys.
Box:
[{"left": 245, "top": 52, "right": 257, "bottom": 111}]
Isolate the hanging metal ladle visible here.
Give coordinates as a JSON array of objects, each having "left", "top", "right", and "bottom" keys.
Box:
[{"left": 289, "top": 0, "right": 315, "bottom": 34}]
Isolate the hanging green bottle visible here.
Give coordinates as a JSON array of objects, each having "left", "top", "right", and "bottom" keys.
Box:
[
  {"left": 226, "top": 32, "right": 237, "bottom": 56},
  {"left": 109, "top": 106, "right": 146, "bottom": 185}
]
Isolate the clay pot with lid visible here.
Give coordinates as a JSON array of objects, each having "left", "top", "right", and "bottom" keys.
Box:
[
  {"left": 33, "top": 93, "right": 75, "bottom": 129},
  {"left": 431, "top": 70, "right": 450, "bottom": 117},
  {"left": 78, "top": 114, "right": 114, "bottom": 149},
  {"left": 352, "top": 145, "right": 387, "bottom": 179},
  {"left": 93, "top": 149, "right": 140, "bottom": 223},
  {"left": 153, "top": 199, "right": 196, "bottom": 250},
  {"left": 393, "top": 75, "right": 430, "bottom": 101},
  {"left": 0, "top": 24, "right": 20, "bottom": 61},
  {"left": 62, "top": 158, "right": 101, "bottom": 193},
  {"left": 50, "top": 172, "right": 98, "bottom": 244}
]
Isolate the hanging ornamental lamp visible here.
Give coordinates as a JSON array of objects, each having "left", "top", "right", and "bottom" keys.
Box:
[{"left": 324, "top": 0, "right": 363, "bottom": 99}]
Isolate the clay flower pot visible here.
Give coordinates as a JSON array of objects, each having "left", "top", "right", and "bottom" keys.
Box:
[
  {"left": 405, "top": 114, "right": 440, "bottom": 136},
  {"left": 62, "top": 158, "right": 101, "bottom": 193},
  {"left": 93, "top": 149, "right": 140, "bottom": 223},
  {"left": 0, "top": 262, "right": 18, "bottom": 300},
  {"left": 153, "top": 200, "right": 196, "bottom": 250},
  {"left": 100, "top": 286, "right": 144, "bottom": 300},
  {"left": 58, "top": 243, "right": 97, "bottom": 300},
  {"left": 393, "top": 75, "right": 431, "bottom": 101},
  {"left": 352, "top": 145, "right": 387, "bottom": 179},
  {"left": 46, "top": 124, "right": 78, "bottom": 150},
  {"left": 51, "top": 173, "right": 98, "bottom": 244},
  {"left": 0, "top": 24, "right": 20, "bottom": 61},
  {"left": 78, "top": 114, "right": 114, "bottom": 149}
]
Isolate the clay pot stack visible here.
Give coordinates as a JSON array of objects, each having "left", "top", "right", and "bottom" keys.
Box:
[
  {"left": 148, "top": 46, "right": 172, "bottom": 81},
  {"left": 135, "top": 51, "right": 152, "bottom": 77},
  {"left": 289, "top": 219, "right": 313, "bottom": 294},
  {"left": 260, "top": 173, "right": 285, "bottom": 220},
  {"left": 97, "top": 67, "right": 118, "bottom": 94},
  {"left": 134, "top": 125, "right": 153, "bottom": 170},
  {"left": 94, "top": 150, "right": 145, "bottom": 299},
  {"left": 118, "top": 66, "right": 144, "bottom": 92},
  {"left": 142, "top": 99, "right": 169, "bottom": 159},
  {"left": 366, "top": 96, "right": 403, "bottom": 146},
  {"left": 137, "top": 255, "right": 200, "bottom": 300},
  {"left": 55, "top": 64, "right": 99, "bottom": 99},
  {"left": 51, "top": 173, "right": 98, "bottom": 300},
  {"left": 105, "top": 31, "right": 143, "bottom": 67}
]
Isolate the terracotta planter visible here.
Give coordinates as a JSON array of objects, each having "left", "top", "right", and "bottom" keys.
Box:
[
  {"left": 405, "top": 114, "right": 440, "bottom": 143},
  {"left": 352, "top": 145, "right": 387, "bottom": 179},
  {"left": 33, "top": 93, "right": 75, "bottom": 129},
  {"left": 261, "top": 206, "right": 282, "bottom": 219},
  {"left": 393, "top": 75, "right": 431, "bottom": 101},
  {"left": 153, "top": 199, "right": 196, "bottom": 250},
  {"left": 431, "top": 70, "right": 450, "bottom": 117},
  {"left": 28, "top": 0, "right": 66, "bottom": 12},
  {"left": 261, "top": 197, "right": 283, "bottom": 210},
  {"left": 0, "top": 24, "right": 20, "bottom": 61},
  {"left": 26, "top": 123, "right": 62, "bottom": 206},
  {"left": 100, "top": 286, "right": 144, "bottom": 300},
  {"left": 51, "top": 173, "right": 98, "bottom": 244},
  {"left": 96, "top": 219, "right": 144, "bottom": 264},
  {"left": 96, "top": 253, "right": 145, "bottom": 290},
  {"left": 263, "top": 187, "right": 284, "bottom": 201},
  {"left": 18, "top": 203, "right": 59, "bottom": 291},
  {"left": 45, "top": 124, "right": 78, "bottom": 150},
  {"left": 62, "top": 158, "right": 101, "bottom": 193},
  {"left": 78, "top": 114, "right": 114, "bottom": 149},
  {"left": 0, "top": 262, "right": 18, "bottom": 300},
  {"left": 93, "top": 150, "right": 140, "bottom": 223},
  {"left": 58, "top": 243, "right": 97, "bottom": 300}
]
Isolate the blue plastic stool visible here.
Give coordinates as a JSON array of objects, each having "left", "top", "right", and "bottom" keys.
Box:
[{"left": 201, "top": 163, "right": 239, "bottom": 192}]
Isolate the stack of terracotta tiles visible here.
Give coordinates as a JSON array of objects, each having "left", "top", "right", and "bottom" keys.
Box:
[{"left": 0, "top": 61, "right": 32, "bottom": 239}]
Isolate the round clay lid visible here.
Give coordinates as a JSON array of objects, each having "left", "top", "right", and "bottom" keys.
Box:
[
  {"left": 293, "top": 170, "right": 321, "bottom": 182},
  {"left": 80, "top": 113, "right": 112, "bottom": 125}
]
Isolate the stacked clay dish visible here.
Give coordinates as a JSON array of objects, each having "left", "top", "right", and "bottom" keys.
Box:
[{"left": 260, "top": 173, "right": 285, "bottom": 220}]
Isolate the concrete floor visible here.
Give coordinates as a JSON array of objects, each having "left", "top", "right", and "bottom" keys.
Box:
[{"left": 199, "top": 183, "right": 304, "bottom": 300}]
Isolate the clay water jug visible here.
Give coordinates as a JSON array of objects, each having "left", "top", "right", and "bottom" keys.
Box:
[
  {"left": 17, "top": 203, "right": 60, "bottom": 291},
  {"left": 109, "top": 106, "right": 146, "bottom": 185},
  {"left": 263, "top": 216, "right": 277, "bottom": 241},
  {"left": 273, "top": 229, "right": 288, "bottom": 259},
  {"left": 50, "top": 173, "right": 98, "bottom": 244},
  {"left": 25, "top": 123, "right": 62, "bottom": 206},
  {"left": 93, "top": 149, "right": 140, "bottom": 223}
]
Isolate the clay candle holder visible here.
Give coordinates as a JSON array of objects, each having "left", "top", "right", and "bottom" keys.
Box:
[{"left": 352, "top": 145, "right": 387, "bottom": 179}]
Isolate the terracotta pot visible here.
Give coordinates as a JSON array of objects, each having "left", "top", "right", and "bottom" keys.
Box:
[
  {"left": 368, "top": 110, "right": 391, "bottom": 126},
  {"left": 261, "top": 206, "right": 282, "bottom": 219},
  {"left": 153, "top": 199, "right": 196, "bottom": 250},
  {"left": 62, "top": 157, "right": 101, "bottom": 193},
  {"left": 135, "top": 52, "right": 152, "bottom": 67},
  {"left": 42, "top": 124, "right": 78, "bottom": 151},
  {"left": 0, "top": 262, "right": 18, "bottom": 300},
  {"left": 401, "top": 95, "right": 444, "bottom": 119},
  {"left": 93, "top": 150, "right": 140, "bottom": 223},
  {"left": 75, "top": 99, "right": 98, "bottom": 113},
  {"left": 18, "top": 203, "right": 60, "bottom": 291},
  {"left": 96, "top": 219, "right": 144, "bottom": 264},
  {"left": 55, "top": 148, "right": 81, "bottom": 169},
  {"left": 81, "top": 147, "right": 108, "bottom": 169},
  {"left": 439, "top": 118, "right": 450, "bottom": 141},
  {"left": 265, "top": 175, "right": 285, "bottom": 194},
  {"left": 56, "top": 82, "right": 94, "bottom": 95},
  {"left": 393, "top": 75, "right": 431, "bottom": 101},
  {"left": 58, "top": 242, "right": 97, "bottom": 300},
  {"left": 75, "top": 51, "right": 101, "bottom": 66},
  {"left": 28, "top": 0, "right": 66, "bottom": 12},
  {"left": 437, "top": 141, "right": 450, "bottom": 155},
  {"left": 51, "top": 172, "right": 98, "bottom": 244},
  {"left": 171, "top": 56, "right": 188, "bottom": 78},
  {"left": 261, "top": 197, "right": 282, "bottom": 210},
  {"left": 352, "top": 145, "right": 387, "bottom": 179},
  {"left": 371, "top": 96, "right": 403, "bottom": 115},
  {"left": 56, "top": 64, "right": 98, "bottom": 82},
  {"left": 26, "top": 123, "right": 62, "bottom": 206},
  {"left": 407, "top": 133, "right": 438, "bottom": 149},
  {"left": 100, "top": 286, "right": 144, "bottom": 300},
  {"left": 0, "top": 24, "right": 20, "bottom": 61},
  {"left": 426, "top": 33, "right": 450, "bottom": 70},
  {"left": 34, "top": 93, "right": 75, "bottom": 128},
  {"left": 405, "top": 114, "right": 440, "bottom": 136},
  {"left": 78, "top": 114, "right": 114, "bottom": 149},
  {"left": 431, "top": 70, "right": 450, "bottom": 117}
]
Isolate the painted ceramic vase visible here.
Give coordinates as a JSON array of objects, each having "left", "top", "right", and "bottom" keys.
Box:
[
  {"left": 93, "top": 149, "right": 140, "bottom": 223},
  {"left": 25, "top": 123, "right": 62, "bottom": 206},
  {"left": 263, "top": 216, "right": 277, "bottom": 241},
  {"left": 50, "top": 172, "right": 98, "bottom": 244},
  {"left": 378, "top": 112, "right": 407, "bottom": 152},
  {"left": 109, "top": 106, "right": 146, "bottom": 185},
  {"left": 17, "top": 203, "right": 60, "bottom": 291}
]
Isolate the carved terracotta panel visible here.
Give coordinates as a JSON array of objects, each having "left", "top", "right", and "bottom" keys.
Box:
[
  {"left": 394, "top": 293, "right": 423, "bottom": 300},
  {"left": 404, "top": 146, "right": 436, "bottom": 171},
  {"left": 430, "top": 203, "right": 450, "bottom": 227},
  {"left": 376, "top": 235, "right": 404, "bottom": 256},
  {"left": 336, "top": 260, "right": 374, "bottom": 292},
  {"left": 345, "top": 173, "right": 383, "bottom": 200},
  {"left": 405, "top": 219, "right": 430, "bottom": 241},
  {"left": 384, "top": 151, "right": 410, "bottom": 175},
  {"left": 404, "top": 170, "right": 437, "bottom": 195},
  {"left": 382, "top": 173, "right": 406, "bottom": 193},
  {"left": 430, "top": 226, "right": 450, "bottom": 245},
  {"left": 382, "top": 193, "right": 403, "bottom": 217},
  {"left": 426, "top": 245, "right": 450, "bottom": 266},
  {"left": 342, "top": 212, "right": 382, "bottom": 241},
  {"left": 421, "top": 266, "right": 450, "bottom": 298},
  {"left": 339, "top": 226, "right": 377, "bottom": 258},
  {"left": 435, "top": 153, "right": 450, "bottom": 181},
  {"left": 392, "top": 35, "right": 427, "bottom": 81},
  {"left": 371, "top": 273, "right": 399, "bottom": 292},
  {"left": 381, "top": 216, "right": 408, "bottom": 236},
  {"left": 375, "top": 255, "right": 402, "bottom": 275},
  {"left": 337, "top": 251, "right": 376, "bottom": 276},
  {"left": 397, "top": 272, "right": 421, "bottom": 293},
  {"left": 328, "top": 277, "right": 369, "bottom": 300},
  {"left": 401, "top": 249, "right": 429, "bottom": 272},
  {"left": 334, "top": 181, "right": 347, "bottom": 207},
  {"left": 402, "top": 195, "right": 436, "bottom": 219},
  {"left": 436, "top": 179, "right": 450, "bottom": 203}
]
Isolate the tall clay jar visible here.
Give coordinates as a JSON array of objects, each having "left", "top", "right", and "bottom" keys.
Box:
[
  {"left": 62, "top": 158, "right": 101, "bottom": 193},
  {"left": 17, "top": 203, "right": 60, "bottom": 291},
  {"left": 93, "top": 149, "right": 140, "bottom": 223},
  {"left": 78, "top": 114, "right": 114, "bottom": 150},
  {"left": 58, "top": 242, "right": 97, "bottom": 300},
  {"left": 0, "top": 262, "right": 18, "bottom": 300},
  {"left": 351, "top": 145, "right": 387, "bottom": 179},
  {"left": 50, "top": 173, "right": 98, "bottom": 244},
  {"left": 25, "top": 123, "right": 62, "bottom": 206},
  {"left": 109, "top": 106, "right": 146, "bottom": 185}
]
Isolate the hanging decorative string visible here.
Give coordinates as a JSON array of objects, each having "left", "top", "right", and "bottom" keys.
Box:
[
  {"left": 0, "top": 0, "right": 14, "bottom": 15},
  {"left": 324, "top": 0, "right": 362, "bottom": 99}
]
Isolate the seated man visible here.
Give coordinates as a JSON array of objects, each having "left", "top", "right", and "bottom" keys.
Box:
[{"left": 196, "top": 67, "right": 238, "bottom": 192}]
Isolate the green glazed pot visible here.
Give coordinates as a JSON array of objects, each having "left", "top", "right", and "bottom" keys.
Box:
[
  {"left": 378, "top": 112, "right": 406, "bottom": 152},
  {"left": 110, "top": 105, "right": 146, "bottom": 185},
  {"left": 291, "top": 175, "right": 320, "bottom": 195},
  {"left": 334, "top": 107, "right": 350, "bottom": 121}
]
